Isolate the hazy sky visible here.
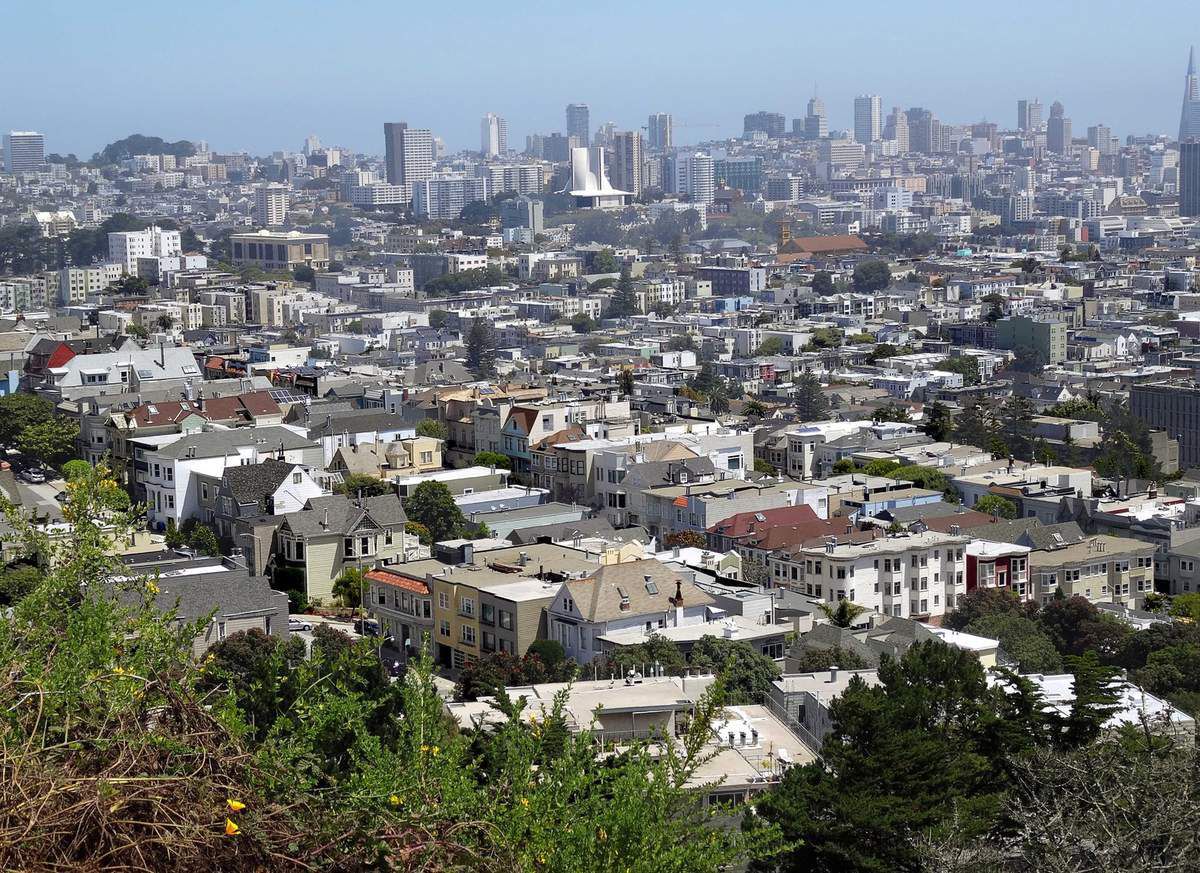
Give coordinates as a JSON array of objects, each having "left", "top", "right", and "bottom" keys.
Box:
[{"left": 4, "top": 0, "right": 1198, "bottom": 158}]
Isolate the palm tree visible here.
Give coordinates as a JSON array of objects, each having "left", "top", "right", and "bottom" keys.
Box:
[
  {"left": 818, "top": 599, "right": 867, "bottom": 628},
  {"left": 333, "top": 567, "right": 366, "bottom": 611}
]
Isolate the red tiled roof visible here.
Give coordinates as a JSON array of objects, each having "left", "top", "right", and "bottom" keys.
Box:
[
  {"left": 708, "top": 504, "right": 821, "bottom": 537},
  {"left": 365, "top": 568, "right": 429, "bottom": 595}
]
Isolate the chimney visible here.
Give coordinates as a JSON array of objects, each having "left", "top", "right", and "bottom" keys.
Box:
[
  {"left": 321, "top": 507, "right": 329, "bottom": 529},
  {"left": 829, "top": 667, "right": 839, "bottom": 682}
]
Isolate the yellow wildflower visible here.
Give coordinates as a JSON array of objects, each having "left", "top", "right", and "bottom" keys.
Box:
[
  {"left": 145, "top": 580, "right": 160, "bottom": 595},
  {"left": 389, "top": 794, "right": 401, "bottom": 806},
  {"left": 520, "top": 797, "right": 529, "bottom": 807},
  {"left": 226, "top": 799, "right": 246, "bottom": 812},
  {"left": 430, "top": 746, "right": 439, "bottom": 756},
  {"left": 225, "top": 819, "right": 240, "bottom": 836}
]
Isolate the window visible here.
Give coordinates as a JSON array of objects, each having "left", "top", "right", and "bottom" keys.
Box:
[
  {"left": 293, "top": 472, "right": 302, "bottom": 484},
  {"left": 439, "top": 620, "right": 450, "bottom": 637},
  {"left": 439, "top": 592, "right": 449, "bottom": 609},
  {"left": 460, "top": 597, "right": 475, "bottom": 617},
  {"left": 295, "top": 541, "right": 304, "bottom": 560},
  {"left": 461, "top": 626, "right": 476, "bottom": 645},
  {"left": 481, "top": 603, "right": 495, "bottom": 625},
  {"left": 499, "top": 610, "right": 514, "bottom": 630},
  {"left": 217, "top": 621, "right": 226, "bottom": 641},
  {"left": 344, "top": 537, "right": 355, "bottom": 558},
  {"left": 761, "top": 642, "right": 784, "bottom": 659}
]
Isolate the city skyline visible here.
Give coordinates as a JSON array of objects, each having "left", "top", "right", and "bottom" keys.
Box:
[{"left": 3, "top": 1, "right": 1199, "bottom": 157}]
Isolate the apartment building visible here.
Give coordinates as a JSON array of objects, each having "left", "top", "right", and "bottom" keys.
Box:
[
  {"left": 499, "top": 397, "right": 632, "bottom": 476},
  {"left": 108, "top": 225, "right": 182, "bottom": 274},
  {"left": 769, "top": 530, "right": 971, "bottom": 620}
]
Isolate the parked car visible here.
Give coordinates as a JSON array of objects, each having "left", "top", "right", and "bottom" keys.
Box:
[
  {"left": 353, "top": 618, "right": 380, "bottom": 637},
  {"left": 21, "top": 468, "right": 46, "bottom": 484},
  {"left": 288, "top": 618, "right": 312, "bottom": 632}
]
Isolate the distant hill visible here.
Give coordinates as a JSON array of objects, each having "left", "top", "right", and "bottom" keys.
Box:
[{"left": 92, "top": 134, "right": 196, "bottom": 165}]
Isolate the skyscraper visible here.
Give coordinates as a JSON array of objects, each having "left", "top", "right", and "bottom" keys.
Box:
[
  {"left": 1047, "top": 101, "right": 1072, "bottom": 154},
  {"left": 1087, "top": 123, "right": 1113, "bottom": 156},
  {"left": 383, "top": 122, "right": 434, "bottom": 192},
  {"left": 804, "top": 96, "right": 827, "bottom": 139},
  {"left": 1180, "top": 46, "right": 1200, "bottom": 142},
  {"left": 302, "top": 134, "right": 321, "bottom": 157},
  {"left": 906, "top": 108, "right": 936, "bottom": 154},
  {"left": 853, "top": 95, "right": 882, "bottom": 144},
  {"left": 1181, "top": 141, "right": 1200, "bottom": 217},
  {"left": 254, "top": 183, "right": 289, "bottom": 227},
  {"left": 671, "top": 153, "right": 715, "bottom": 205},
  {"left": 884, "top": 107, "right": 909, "bottom": 153},
  {"left": 743, "top": 111, "right": 786, "bottom": 139},
  {"left": 610, "top": 131, "right": 643, "bottom": 196},
  {"left": 3, "top": 131, "right": 45, "bottom": 174},
  {"left": 566, "top": 103, "right": 590, "bottom": 145},
  {"left": 647, "top": 113, "right": 673, "bottom": 150},
  {"left": 1017, "top": 99, "right": 1043, "bottom": 132},
  {"left": 480, "top": 113, "right": 507, "bottom": 158}
]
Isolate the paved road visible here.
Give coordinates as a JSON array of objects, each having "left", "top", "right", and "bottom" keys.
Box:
[{"left": 288, "top": 613, "right": 365, "bottom": 654}]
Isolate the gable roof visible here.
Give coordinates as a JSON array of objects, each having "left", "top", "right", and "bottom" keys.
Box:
[
  {"left": 563, "top": 560, "right": 717, "bottom": 623},
  {"left": 283, "top": 494, "right": 407, "bottom": 538},
  {"left": 222, "top": 459, "right": 300, "bottom": 511}
]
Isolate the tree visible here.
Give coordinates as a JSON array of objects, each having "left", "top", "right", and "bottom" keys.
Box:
[
  {"left": 872, "top": 402, "right": 910, "bottom": 423},
  {"left": 811, "top": 270, "right": 834, "bottom": 295},
  {"left": 663, "top": 530, "right": 706, "bottom": 549},
  {"left": 954, "top": 397, "right": 1001, "bottom": 452},
  {"left": 606, "top": 264, "right": 640, "bottom": 318},
  {"left": 966, "top": 613, "right": 1061, "bottom": 672},
  {"left": 666, "top": 334, "right": 696, "bottom": 352},
  {"left": 617, "top": 368, "right": 635, "bottom": 398},
  {"left": 185, "top": 522, "right": 220, "bottom": 556},
  {"left": 428, "top": 309, "right": 450, "bottom": 329},
  {"left": 473, "top": 450, "right": 511, "bottom": 469},
  {"left": 1058, "top": 651, "right": 1122, "bottom": 748},
  {"left": 404, "top": 480, "right": 467, "bottom": 544},
  {"left": 1037, "top": 595, "right": 1131, "bottom": 659},
  {"left": 602, "top": 632, "right": 688, "bottom": 678},
  {"left": 687, "top": 636, "right": 781, "bottom": 704},
  {"left": 936, "top": 355, "right": 981, "bottom": 386},
  {"left": 975, "top": 493, "right": 1018, "bottom": 519},
  {"left": 794, "top": 372, "right": 830, "bottom": 421},
  {"left": 333, "top": 567, "right": 367, "bottom": 610},
  {"left": 333, "top": 473, "right": 393, "bottom": 497},
  {"left": 923, "top": 400, "right": 954, "bottom": 442},
  {"left": 744, "top": 399, "right": 768, "bottom": 419},
  {"left": 755, "top": 337, "right": 784, "bottom": 356},
  {"left": 404, "top": 520, "right": 432, "bottom": 545},
  {"left": 751, "top": 641, "right": 1027, "bottom": 873},
  {"left": 1000, "top": 395, "right": 1036, "bottom": 461},
  {"left": 831, "top": 458, "right": 857, "bottom": 475},
  {"left": 466, "top": 319, "right": 498, "bottom": 380},
  {"left": 591, "top": 249, "right": 618, "bottom": 273},
  {"left": 156, "top": 314, "right": 175, "bottom": 331},
  {"left": 125, "top": 322, "right": 149, "bottom": 339},
  {"left": 0, "top": 563, "right": 43, "bottom": 606},
  {"left": 60, "top": 459, "right": 92, "bottom": 481},
  {"left": 753, "top": 458, "right": 776, "bottom": 475},
  {"left": 789, "top": 645, "right": 868, "bottom": 672},
  {"left": 818, "top": 599, "right": 867, "bottom": 628},
  {"left": 570, "top": 313, "right": 597, "bottom": 333},
  {"left": 981, "top": 292, "right": 1006, "bottom": 322},
  {"left": 16, "top": 417, "right": 79, "bottom": 468},
  {"left": 0, "top": 394, "right": 54, "bottom": 448},
  {"left": 415, "top": 418, "right": 448, "bottom": 440},
  {"left": 851, "top": 260, "right": 891, "bottom": 293},
  {"left": 944, "top": 587, "right": 1035, "bottom": 631}
]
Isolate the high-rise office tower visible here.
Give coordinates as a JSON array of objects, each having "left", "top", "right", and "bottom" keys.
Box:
[
  {"left": 743, "top": 111, "right": 786, "bottom": 139},
  {"left": 1047, "top": 101, "right": 1072, "bottom": 154},
  {"left": 254, "top": 183, "right": 289, "bottom": 227},
  {"left": 3, "top": 131, "right": 45, "bottom": 173},
  {"left": 1181, "top": 141, "right": 1200, "bottom": 216},
  {"left": 609, "top": 131, "right": 643, "bottom": 196},
  {"left": 804, "top": 96, "right": 827, "bottom": 139},
  {"left": 302, "top": 134, "right": 321, "bottom": 156},
  {"left": 566, "top": 103, "right": 590, "bottom": 145},
  {"left": 383, "top": 122, "right": 434, "bottom": 191},
  {"left": 1017, "top": 99, "right": 1043, "bottom": 132},
  {"left": 884, "top": 107, "right": 909, "bottom": 153},
  {"left": 480, "top": 113, "right": 507, "bottom": 158},
  {"left": 1087, "top": 123, "right": 1114, "bottom": 156},
  {"left": 853, "top": 95, "right": 882, "bottom": 144},
  {"left": 1180, "top": 46, "right": 1200, "bottom": 142},
  {"left": 648, "top": 113, "right": 673, "bottom": 150},
  {"left": 906, "top": 108, "right": 936, "bottom": 154}
]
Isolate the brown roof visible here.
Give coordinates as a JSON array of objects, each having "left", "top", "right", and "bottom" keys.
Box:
[
  {"left": 565, "top": 560, "right": 717, "bottom": 623},
  {"left": 781, "top": 234, "right": 869, "bottom": 256},
  {"left": 708, "top": 504, "right": 822, "bottom": 538},
  {"left": 125, "top": 390, "right": 280, "bottom": 428}
]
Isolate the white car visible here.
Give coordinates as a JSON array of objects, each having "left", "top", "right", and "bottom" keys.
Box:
[{"left": 288, "top": 618, "right": 312, "bottom": 632}]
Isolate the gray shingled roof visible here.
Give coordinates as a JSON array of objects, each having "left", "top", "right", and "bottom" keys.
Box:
[
  {"left": 152, "top": 426, "right": 314, "bottom": 460},
  {"left": 565, "top": 560, "right": 717, "bottom": 623},
  {"left": 284, "top": 494, "right": 407, "bottom": 538},
  {"left": 222, "top": 459, "right": 297, "bottom": 509}
]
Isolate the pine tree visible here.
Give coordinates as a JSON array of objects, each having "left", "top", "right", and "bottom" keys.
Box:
[
  {"left": 466, "top": 319, "right": 497, "bottom": 380},
  {"left": 794, "top": 372, "right": 830, "bottom": 421},
  {"left": 606, "top": 264, "right": 640, "bottom": 318},
  {"left": 922, "top": 400, "right": 954, "bottom": 442},
  {"left": 1001, "top": 395, "right": 1036, "bottom": 461}
]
